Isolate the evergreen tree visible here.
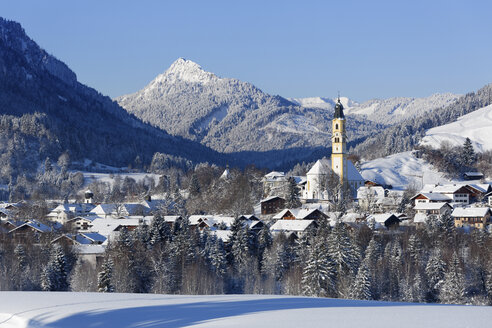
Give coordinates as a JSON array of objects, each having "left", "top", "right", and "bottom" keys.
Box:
[
  {"left": 302, "top": 235, "right": 336, "bottom": 297},
  {"left": 209, "top": 238, "right": 227, "bottom": 277},
  {"left": 440, "top": 253, "right": 465, "bottom": 304},
  {"left": 41, "top": 244, "right": 68, "bottom": 291},
  {"left": 328, "top": 222, "right": 360, "bottom": 278},
  {"left": 97, "top": 257, "right": 115, "bottom": 292},
  {"left": 285, "top": 177, "right": 301, "bottom": 208},
  {"left": 149, "top": 213, "right": 171, "bottom": 245},
  {"left": 350, "top": 259, "right": 372, "bottom": 300},
  {"left": 460, "top": 137, "right": 476, "bottom": 169},
  {"left": 188, "top": 173, "right": 201, "bottom": 196},
  {"left": 425, "top": 248, "right": 446, "bottom": 301}
]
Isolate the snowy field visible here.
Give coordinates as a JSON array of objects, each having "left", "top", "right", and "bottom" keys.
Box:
[
  {"left": 0, "top": 292, "right": 491, "bottom": 328},
  {"left": 421, "top": 104, "right": 492, "bottom": 152},
  {"left": 360, "top": 151, "right": 449, "bottom": 190}
]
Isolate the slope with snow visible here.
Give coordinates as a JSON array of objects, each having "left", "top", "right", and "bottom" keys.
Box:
[
  {"left": 287, "top": 96, "right": 357, "bottom": 110},
  {"left": 420, "top": 104, "right": 492, "bottom": 152},
  {"left": 360, "top": 151, "right": 449, "bottom": 190},
  {"left": 0, "top": 292, "right": 491, "bottom": 328},
  {"left": 116, "top": 58, "right": 380, "bottom": 162}
]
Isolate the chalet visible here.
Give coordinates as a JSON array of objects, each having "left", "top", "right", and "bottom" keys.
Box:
[
  {"left": 273, "top": 208, "right": 328, "bottom": 221},
  {"left": 189, "top": 215, "right": 235, "bottom": 231},
  {"left": 465, "top": 184, "right": 492, "bottom": 203},
  {"left": 67, "top": 216, "right": 99, "bottom": 231},
  {"left": 46, "top": 203, "right": 96, "bottom": 224},
  {"left": 452, "top": 207, "right": 492, "bottom": 229},
  {"left": 420, "top": 184, "right": 473, "bottom": 205},
  {"left": 270, "top": 219, "right": 317, "bottom": 239},
  {"left": 411, "top": 192, "right": 452, "bottom": 205},
  {"left": 367, "top": 213, "right": 401, "bottom": 229},
  {"left": 8, "top": 220, "right": 57, "bottom": 243},
  {"left": 260, "top": 196, "right": 286, "bottom": 215},
  {"left": 414, "top": 202, "right": 452, "bottom": 216}
]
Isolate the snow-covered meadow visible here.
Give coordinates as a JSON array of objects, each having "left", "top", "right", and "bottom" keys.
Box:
[
  {"left": 360, "top": 151, "right": 449, "bottom": 190},
  {"left": 0, "top": 292, "right": 491, "bottom": 328}
]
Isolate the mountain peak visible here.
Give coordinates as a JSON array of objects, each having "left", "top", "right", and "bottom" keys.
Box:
[{"left": 154, "top": 58, "right": 218, "bottom": 85}]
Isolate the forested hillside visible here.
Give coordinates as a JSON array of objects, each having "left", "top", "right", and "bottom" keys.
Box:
[{"left": 0, "top": 18, "right": 231, "bottom": 186}]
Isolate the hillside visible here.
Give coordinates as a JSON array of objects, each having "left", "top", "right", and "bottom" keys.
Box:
[
  {"left": 116, "top": 59, "right": 381, "bottom": 158},
  {"left": 420, "top": 104, "right": 492, "bottom": 152},
  {"left": 1, "top": 292, "right": 490, "bottom": 328},
  {"left": 0, "top": 18, "right": 230, "bottom": 183},
  {"left": 353, "top": 83, "right": 492, "bottom": 160}
]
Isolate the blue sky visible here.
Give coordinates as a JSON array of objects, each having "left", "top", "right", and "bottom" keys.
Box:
[{"left": 1, "top": 0, "right": 491, "bottom": 101}]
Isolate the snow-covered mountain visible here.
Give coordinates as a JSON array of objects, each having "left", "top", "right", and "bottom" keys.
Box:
[
  {"left": 288, "top": 96, "right": 358, "bottom": 110},
  {"left": 420, "top": 103, "right": 492, "bottom": 152},
  {"left": 290, "top": 94, "right": 460, "bottom": 125},
  {"left": 116, "top": 58, "right": 380, "bottom": 161}
]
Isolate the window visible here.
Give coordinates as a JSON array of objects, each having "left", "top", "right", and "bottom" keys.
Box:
[{"left": 335, "top": 123, "right": 339, "bottom": 130}]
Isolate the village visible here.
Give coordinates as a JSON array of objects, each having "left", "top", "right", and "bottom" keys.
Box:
[{"left": 1, "top": 99, "right": 491, "bottom": 272}]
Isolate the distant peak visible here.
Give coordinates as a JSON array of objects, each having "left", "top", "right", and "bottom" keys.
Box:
[{"left": 155, "top": 58, "right": 218, "bottom": 85}]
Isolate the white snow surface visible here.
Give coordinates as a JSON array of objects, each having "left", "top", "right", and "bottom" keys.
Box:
[
  {"left": 360, "top": 151, "right": 450, "bottom": 190},
  {"left": 420, "top": 104, "right": 492, "bottom": 152},
  {"left": 0, "top": 292, "right": 490, "bottom": 328},
  {"left": 81, "top": 172, "right": 161, "bottom": 188},
  {"left": 288, "top": 96, "right": 357, "bottom": 110}
]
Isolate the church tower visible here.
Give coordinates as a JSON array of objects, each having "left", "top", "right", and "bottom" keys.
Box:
[{"left": 331, "top": 97, "right": 347, "bottom": 182}]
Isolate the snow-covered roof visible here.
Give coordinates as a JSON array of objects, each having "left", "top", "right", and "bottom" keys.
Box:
[
  {"left": 451, "top": 207, "right": 492, "bottom": 218},
  {"left": 421, "top": 184, "right": 470, "bottom": 194},
  {"left": 466, "top": 184, "right": 491, "bottom": 193},
  {"left": 367, "top": 213, "right": 398, "bottom": 224},
  {"left": 357, "top": 186, "right": 385, "bottom": 199},
  {"left": 307, "top": 158, "right": 364, "bottom": 182},
  {"left": 220, "top": 168, "right": 230, "bottom": 180},
  {"left": 412, "top": 192, "right": 451, "bottom": 201},
  {"left": 9, "top": 220, "right": 53, "bottom": 233},
  {"left": 414, "top": 202, "right": 451, "bottom": 210},
  {"left": 265, "top": 171, "right": 285, "bottom": 179},
  {"left": 260, "top": 196, "right": 284, "bottom": 203},
  {"left": 270, "top": 220, "right": 316, "bottom": 233},
  {"left": 293, "top": 176, "right": 307, "bottom": 184},
  {"left": 163, "top": 215, "right": 182, "bottom": 223}
]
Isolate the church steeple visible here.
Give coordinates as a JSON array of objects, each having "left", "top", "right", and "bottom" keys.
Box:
[
  {"left": 334, "top": 96, "right": 345, "bottom": 119},
  {"left": 331, "top": 94, "right": 347, "bottom": 182}
]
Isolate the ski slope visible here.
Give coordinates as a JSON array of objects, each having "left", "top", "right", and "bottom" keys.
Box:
[
  {"left": 360, "top": 151, "right": 449, "bottom": 190},
  {"left": 0, "top": 292, "right": 490, "bottom": 328},
  {"left": 420, "top": 104, "right": 492, "bottom": 152}
]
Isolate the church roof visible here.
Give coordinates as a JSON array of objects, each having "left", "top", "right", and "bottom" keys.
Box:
[{"left": 307, "top": 158, "right": 364, "bottom": 182}]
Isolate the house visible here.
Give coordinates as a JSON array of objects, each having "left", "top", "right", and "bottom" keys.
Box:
[
  {"left": 414, "top": 202, "right": 452, "bottom": 216},
  {"left": 420, "top": 184, "right": 473, "bottom": 205},
  {"left": 67, "top": 215, "right": 99, "bottom": 231},
  {"left": 260, "top": 196, "right": 286, "bottom": 215},
  {"left": 452, "top": 207, "right": 492, "bottom": 229},
  {"left": 46, "top": 203, "right": 96, "bottom": 224},
  {"left": 367, "top": 213, "right": 401, "bottom": 229},
  {"left": 465, "top": 184, "right": 492, "bottom": 203},
  {"left": 463, "top": 172, "right": 484, "bottom": 181},
  {"left": 272, "top": 208, "right": 328, "bottom": 221},
  {"left": 411, "top": 192, "right": 452, "bottom": 205},
  {"left": 8, "top": 220, "right": 57, "bottom": 243},
  {"left": 270, "top": 219, "right": 317, "bottom": 239},
  {"left": 0, "top": 208, "right": 10, "bottom": 219},
  {"left": 189, "top": 215, "right": 235, "bottom": 231},
  {"left": 89, "top": 203, "right": 149, "bottom": 219},
  {"left": 52, "top": 232, "right": 107, "bottom": 246}
]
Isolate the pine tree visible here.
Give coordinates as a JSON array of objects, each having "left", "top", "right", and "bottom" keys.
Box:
[
  {"left": 188, "top": 173, "right": 200, "bottom": 196},
  {"left": 285, "top": 177, "right": 301, "bottom": 208},
  {"left": 149, "top": 214, "right": 171, "bottom": 245},
  {"left": 350, "top": 259, "right": 372, "bottom": 300},
  {"left": 425, "top": 248, "right": 446, "bottom": 301},
  {"left": 41, "top": 244, "right": 68, "bottom": 291},
  {"left": 461, "top": 137, "right": 476, "bottom": 169},
  {"left": 328, "top": 222, "right": 360, "bottom": 277},
  {"left": 302, "top": 236, "right": 336, "bottom": 297},
  {"left": 209, "top": 238, "right": 227, "bottom": 277},
  {"left": 97, "top": 257, "right": 115, "bottom": 292},
  {"left": 440, "top": 253, "right": 465, "bottom": 304}
]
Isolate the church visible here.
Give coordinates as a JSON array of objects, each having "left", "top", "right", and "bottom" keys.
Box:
[{"left": 302, "top": 98, "right": 365, "bottom": 200}]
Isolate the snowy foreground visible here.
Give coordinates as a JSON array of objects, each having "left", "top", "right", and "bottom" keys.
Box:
[{"left": 0, "top": 292, "right": 491, "bottom": 328}]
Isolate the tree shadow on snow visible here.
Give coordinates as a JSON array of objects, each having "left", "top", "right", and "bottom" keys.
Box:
[{"left": 38, "top": 297, "right": 422, "bottom": 328}]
